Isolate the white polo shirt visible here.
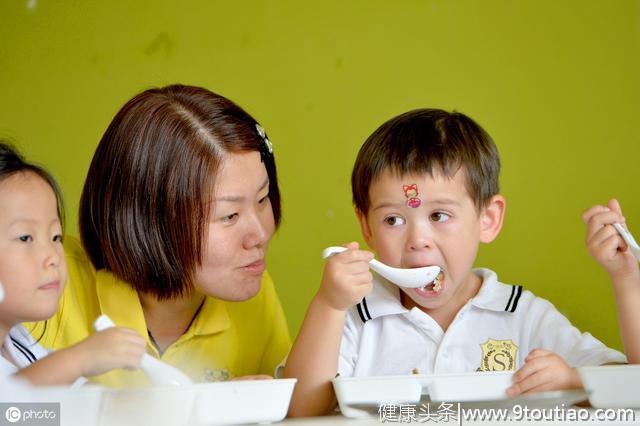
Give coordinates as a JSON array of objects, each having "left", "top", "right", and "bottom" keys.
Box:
[
  {"left": 1, "top": 324, "right": 50, "bottom": 376},
  {"left": 338, "top": 268, "right": 626, "bottom": 377}
]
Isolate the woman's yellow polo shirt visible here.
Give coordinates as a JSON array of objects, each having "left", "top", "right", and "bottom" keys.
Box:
[{"left": 28, "top": 237, "right": 291, "bottom": 388}]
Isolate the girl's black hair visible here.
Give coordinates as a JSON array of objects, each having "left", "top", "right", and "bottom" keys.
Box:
[{"left": 0, "top": 141, "right": 65, "bottom": 231}]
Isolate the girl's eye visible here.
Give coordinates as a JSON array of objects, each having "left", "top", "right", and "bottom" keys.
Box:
[
  {"left": 18, "top": 235, "right": 33, "bottom": 242},
  {"left": 383, "top": 216, "right": 406, "bottom": 227},
  {"left": 258, "top": 194, "right": 270, "bottom": 205},
  {"left": 53, "top": 234, "right": 64, "bottom": 243},
  {"left": 430, "top": 212, "right": 451, "bottom": 223}
]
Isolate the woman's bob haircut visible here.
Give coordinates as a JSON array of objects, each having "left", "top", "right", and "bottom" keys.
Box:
[{"left": 79, "top": 84, "right": 281, "bottom": 300}]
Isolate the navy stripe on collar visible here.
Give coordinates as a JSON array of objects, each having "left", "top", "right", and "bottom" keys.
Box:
[
  {"left": 504, "top": 285, "right": 523, "bottom": 312},
  {"left": 10, "top": 336, "right": 37, "bottom": 363}
]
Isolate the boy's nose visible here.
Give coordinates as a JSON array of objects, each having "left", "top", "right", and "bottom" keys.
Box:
[{"left": 407, "top": 223, "right": 435, "bottom": 251}]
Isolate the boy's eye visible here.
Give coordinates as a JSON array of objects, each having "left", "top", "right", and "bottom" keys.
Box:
[
  {"left": 18, "top": 235, "right": 33, "bottom": 242},
  {"left": 430, "top": 212, "right": 451, "bottom": 223},
  {"left": 383, "top": 216, "right": 406, "bottom": 227}
]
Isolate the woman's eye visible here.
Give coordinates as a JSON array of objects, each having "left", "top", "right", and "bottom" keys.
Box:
[
  {"left": 258, "top": 194, "right": 270, "bottom": 205},
  {"left": 221, "top": 213, "right": 238, "bottom": 223},
  {"left": 53, "top": 234, "right": 64, "bottom": 243},
  {"left": 430, "top": 212, "right": 451, "bottom": 223},
  {"left": 383, "top": 216, "right": 406, "bottom": 227},
  {"left": 18, "top": 235, "right": 33, "bottom": 242}
]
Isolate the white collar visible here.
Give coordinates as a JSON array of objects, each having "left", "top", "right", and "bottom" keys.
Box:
[{"left": 353, "top": 268, "right": 523, "bottom": 323}]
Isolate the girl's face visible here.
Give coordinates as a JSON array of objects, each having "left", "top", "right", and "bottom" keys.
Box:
[
  {"left": 0, "top": 172, "right": 67, "bottom": 328},
  {"left": 194, "top": 151, "right": 275, "bottom": 301}
]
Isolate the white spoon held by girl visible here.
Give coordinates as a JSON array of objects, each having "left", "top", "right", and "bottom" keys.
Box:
[{"left": 93, "top": 314, "right": 193, "bottom": 387}]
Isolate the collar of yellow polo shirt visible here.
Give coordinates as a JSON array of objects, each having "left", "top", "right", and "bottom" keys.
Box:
[{"left": 26, "top": 237, "right": 291, "bottom": 388}]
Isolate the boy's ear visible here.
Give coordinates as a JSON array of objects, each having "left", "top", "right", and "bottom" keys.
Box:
[
  {"left": 355, "top": 208, "right": 373, "bottom": 246},
  {"left": 479, "top": 195, "right": 506, "bottom": 243}
]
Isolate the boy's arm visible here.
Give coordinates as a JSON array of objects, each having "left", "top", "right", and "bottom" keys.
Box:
[
  {"left": 283, "top": 243, "right": 373, "bottom": 417},
  {"left": 283, "top": 298, "right": 347, "bottom": 416},
  {"left": 609, "top": 271, "right": 640, "bottom": 363},
  {"left": 583, "top": 199, "right": 640, "bottom": 363}
]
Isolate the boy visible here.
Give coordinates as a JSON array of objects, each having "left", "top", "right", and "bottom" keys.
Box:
[
  {"left": 283, "top": 109, "right": 626, "bottom": 416},
  {"left": 583, "top": 199, "right": 640, "bottom": 363}
]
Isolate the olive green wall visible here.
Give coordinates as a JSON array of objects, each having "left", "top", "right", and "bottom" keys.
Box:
[{"left": 1, "top": 1, "right": 638, "bottom": 351}]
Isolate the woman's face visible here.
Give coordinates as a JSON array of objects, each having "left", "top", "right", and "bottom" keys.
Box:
[{"left": 194, "top": 151, "right": 275, "bottom": 301}]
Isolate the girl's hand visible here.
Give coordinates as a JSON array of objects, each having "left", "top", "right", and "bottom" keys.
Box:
[
  {"left": 507, "top": 349, "right": 581, "bottom": 396},
  {"left": 583, "top": 199, "right": 639, "bottom": 281},
  {"left": 316, "top": 242, "right": 374, "bottom": 312},
  {"left": 72, "top": 327, "right": 147, "bottom": 377}
]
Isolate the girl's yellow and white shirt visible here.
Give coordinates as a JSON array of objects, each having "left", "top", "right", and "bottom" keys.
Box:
[
  {"left": 26, "top": 237, "right": 291, "bottom": 388},
  {"left": 338, "top": 268, "right": 627, "bottom": 377}
]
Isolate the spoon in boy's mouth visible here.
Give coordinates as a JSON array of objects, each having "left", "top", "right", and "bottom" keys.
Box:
[{"left": 322, "top": 246, "right": 442, "bottom": 290}]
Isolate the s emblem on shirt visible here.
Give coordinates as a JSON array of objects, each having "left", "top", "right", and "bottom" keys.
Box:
[{"left": 477, "top": 338, "right": 518, "bottom": 372}]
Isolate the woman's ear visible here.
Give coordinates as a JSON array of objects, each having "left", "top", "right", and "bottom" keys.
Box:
[
  {"left": 479, "top": 195, "right": 506, "bottom": 243},
  {"left": 355, "top": 208, "right": 373, "bottom": 247}
]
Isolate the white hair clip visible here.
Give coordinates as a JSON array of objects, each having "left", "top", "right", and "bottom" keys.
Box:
[{"left": 256, "top": 124, "right": 273, "bottom": 155}]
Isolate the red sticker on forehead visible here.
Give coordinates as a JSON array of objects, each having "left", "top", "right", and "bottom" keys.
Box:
[{"left": 402, "top": 184, "right": 421, "bottom": 208}]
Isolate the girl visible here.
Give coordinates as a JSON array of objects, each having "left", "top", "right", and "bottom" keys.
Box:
[{"left": 0, "top": 142, "right": 146, "bottom": 384}]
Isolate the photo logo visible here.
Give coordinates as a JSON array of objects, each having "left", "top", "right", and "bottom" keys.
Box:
[
  {"left": 0, "top": 403, "right": 59, "bottom": 425},
  {"left": 5, "top": 407, "right": 21, "bottom": 423}
]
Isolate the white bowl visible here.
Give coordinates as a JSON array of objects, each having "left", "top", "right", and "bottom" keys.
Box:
[
  {"left": 332, "top": 375, "right": 425, "bottom": 418},
  {"left": 0, "top": 383, "right": 106, "bottom": 426},
  {"left": 427, "top": 371, "right": 514, "bottom": 402},
  {"left": 190, "top": 378, "right": 297, "bottom": 425},
  {"left": 99, "top": 378, "right": 296, "bottom": 426},
  {"left": 579, "top": 365, "right": 640, "bottom": 408}
]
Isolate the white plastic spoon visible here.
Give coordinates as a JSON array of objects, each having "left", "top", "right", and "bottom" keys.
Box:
[
  {"left": 613, "top": 223, "right": 640, "bottom": 261},
  {"left": 322, "top": 246, "right": 441, "bottom": 288},
  {"left": 93, "top": 314, "right": 193, "bottom": 387}
]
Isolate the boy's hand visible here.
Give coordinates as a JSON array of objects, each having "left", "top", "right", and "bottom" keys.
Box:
[
  {"left": 582, "top": 199, "right": 639, "bottom": 281},
  {"left": 72, "top": 327, "right": 147, "bottom": 377},
  {"left": 507, "top": 349, "right": 581, "bottom": 397},
  {"left": 316, "top": 242, "right": 374, "bottom": 312}
]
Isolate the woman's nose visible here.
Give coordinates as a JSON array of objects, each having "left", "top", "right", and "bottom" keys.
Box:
[{"left": 242, "top": 213, "right": 272, "bottom": 249}]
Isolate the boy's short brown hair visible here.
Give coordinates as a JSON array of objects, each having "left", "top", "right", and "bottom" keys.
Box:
[
  {"left": 352, "top": 108, "right": 500, "bottom": 214},
  {"left": 79, "top": 84, "right": 281, "bottom": 300}
]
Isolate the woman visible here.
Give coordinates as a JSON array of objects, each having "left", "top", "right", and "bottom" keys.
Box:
[{"left": 32, "top": 84, "right": 290, "bottom": 387}]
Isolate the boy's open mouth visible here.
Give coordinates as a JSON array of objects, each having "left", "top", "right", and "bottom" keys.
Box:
[{"left": 419, "top": 270, "right": 445, "bottom": 293}]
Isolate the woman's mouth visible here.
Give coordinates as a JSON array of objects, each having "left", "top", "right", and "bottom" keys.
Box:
[{"left": 241, "top": 259, "right": 265, "bottom": 274}]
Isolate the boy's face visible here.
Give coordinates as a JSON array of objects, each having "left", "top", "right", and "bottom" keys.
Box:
[{"left": 357, "top": 167, "right": 504, "bottom": 313}]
